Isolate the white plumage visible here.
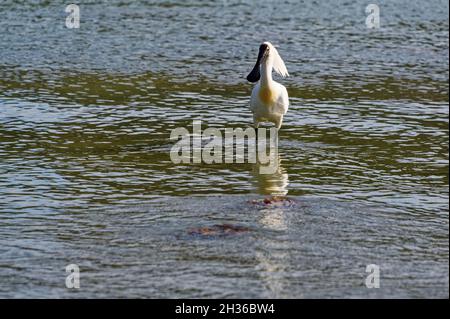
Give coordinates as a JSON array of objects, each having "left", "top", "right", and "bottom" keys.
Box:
[{"left": 246, "top": 42, "right": 289, "bottom": 129}]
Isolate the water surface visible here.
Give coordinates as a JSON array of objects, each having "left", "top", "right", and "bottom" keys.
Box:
[{"left": 0, "top": 0, "right": 448, "bottom": 298}]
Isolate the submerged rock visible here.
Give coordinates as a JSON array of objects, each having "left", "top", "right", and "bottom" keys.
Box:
[{"left": 250, "top": 196, "right": 295, "bottom": 207}]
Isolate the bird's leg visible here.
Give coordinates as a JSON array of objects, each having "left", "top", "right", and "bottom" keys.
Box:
[
  {"left": 253, "top": 116, "right": 259, "bottom": 129},
  {"left": 253, "top": 117, "right": 260, "bottom": 146},
  {"left": 275, "top": 116, "right": 283, "bottom": 129}
]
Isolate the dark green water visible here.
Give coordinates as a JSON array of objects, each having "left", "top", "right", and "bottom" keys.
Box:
[{"left": 0, "top": 0, "right": 448, "bottom": 298}]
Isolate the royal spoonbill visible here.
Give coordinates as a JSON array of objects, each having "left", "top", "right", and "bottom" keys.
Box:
[{"left": 246, "top": 42, "right": 289, "bottom": 129}]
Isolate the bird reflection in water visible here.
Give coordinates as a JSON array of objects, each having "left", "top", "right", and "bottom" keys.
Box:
[{"left": 252, "top": 153, "right": 293, "bottom": 297}]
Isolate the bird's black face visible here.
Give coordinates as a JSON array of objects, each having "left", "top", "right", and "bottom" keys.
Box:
[{"left": 246, "top": 43, "right": 269, "bottom": 83}]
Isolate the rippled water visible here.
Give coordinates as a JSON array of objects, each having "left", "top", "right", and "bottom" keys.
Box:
[{"left": 0, "top": 0, "right": 448, "bottom": 298}]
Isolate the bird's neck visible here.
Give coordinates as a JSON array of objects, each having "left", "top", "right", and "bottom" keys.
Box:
[{"left": 260, "top": 59, "right": 273, "bottom": 88}]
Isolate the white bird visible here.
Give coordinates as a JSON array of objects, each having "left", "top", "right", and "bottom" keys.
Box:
[{"left": 247, "top": 42, "right": 289, "bottom": 129}]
